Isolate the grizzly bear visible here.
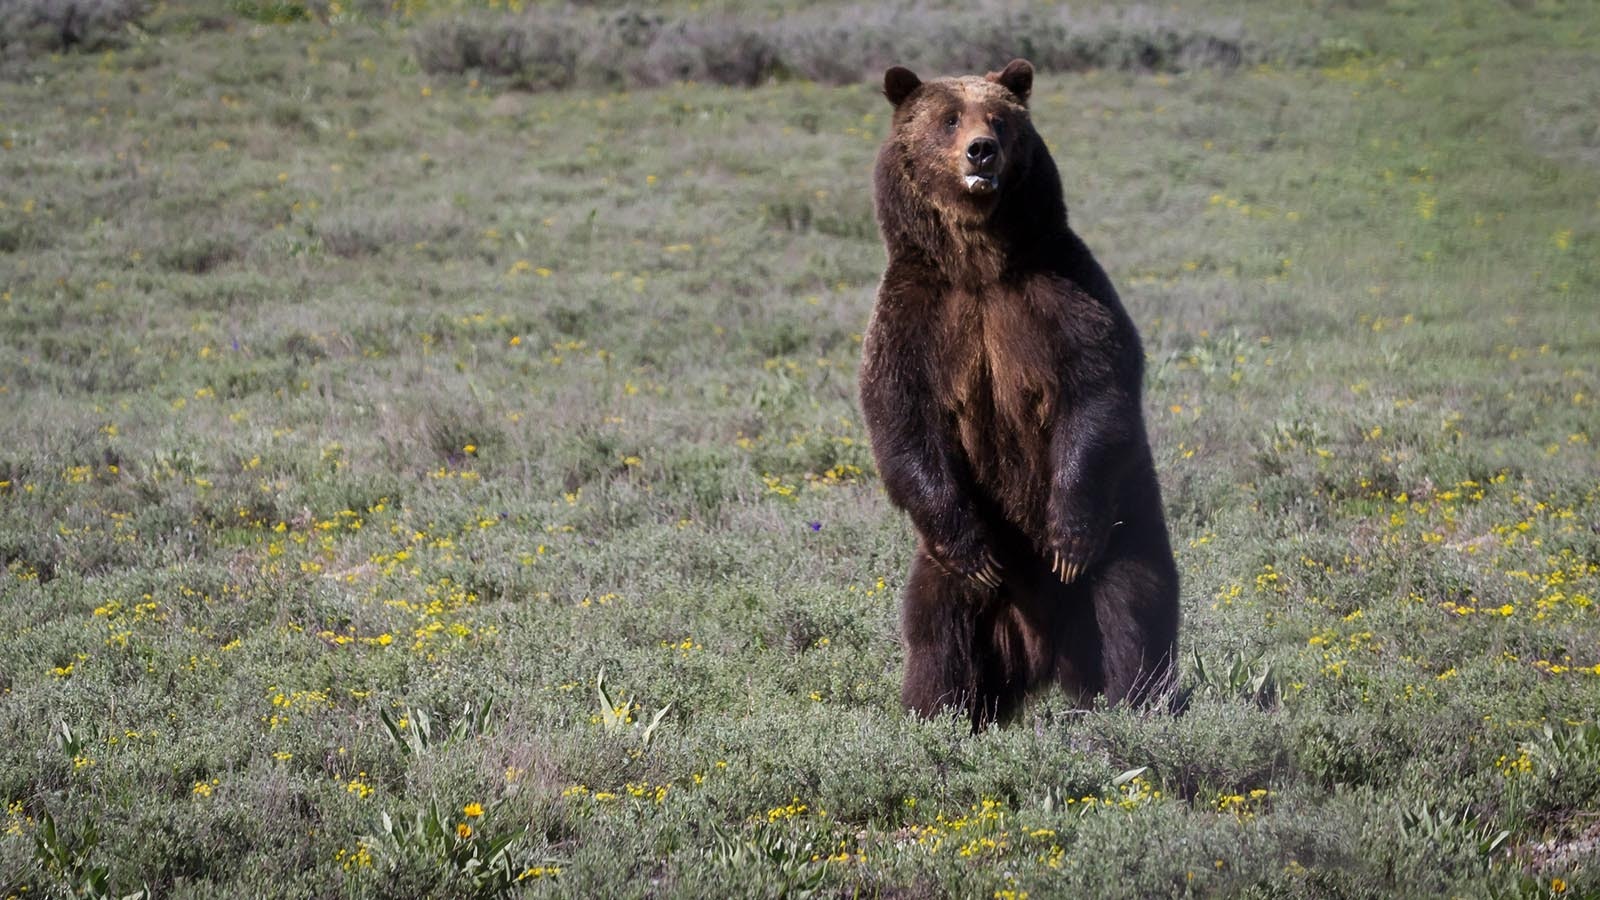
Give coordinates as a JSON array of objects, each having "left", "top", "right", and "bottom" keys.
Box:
[{"left": 859, "top": 59, "right": 1180, "bottom": 727}]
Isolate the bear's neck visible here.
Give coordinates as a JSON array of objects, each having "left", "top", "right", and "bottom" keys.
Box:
[
  {"left": 875, "top": 151, "right": 1068, "bottom": 288},
  {"left": 940, "top": 219, "right": 1010, "bottom": 286}
]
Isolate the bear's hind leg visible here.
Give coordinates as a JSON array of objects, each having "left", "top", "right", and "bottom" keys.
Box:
[
  {"left": 901, "top": 549, "right": 1030, "bottom": 727},
  {"left": 900, "top": 549, "right": 980, "bottom": 718},
  {"left": 1085, "top": 540, "right": 1180, "bottom": 708},
  {"left": 974, "top": 602, "right": 1042, "bottom": 727}
]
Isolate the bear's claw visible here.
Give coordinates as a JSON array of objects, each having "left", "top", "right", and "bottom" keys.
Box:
[
  {"left": 928, "top": 542, "right": 1003, "bottom": 590},
  {"left": 970, "top": 554, "right": 1003, "bottom": 589},
  {"left": 1050, "top": 544, "right": 1089, "bottom": 585}
]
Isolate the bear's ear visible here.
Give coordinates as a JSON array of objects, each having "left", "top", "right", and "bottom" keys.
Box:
[
  {"left": 989, "top": 58, "right": 1033, "bottom": 105},
  {"left": 883, "top": 66, "right": 922, "bottom": 107}
]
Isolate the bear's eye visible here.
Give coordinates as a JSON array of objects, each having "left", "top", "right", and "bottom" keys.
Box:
[
  {"left": 990, "top": 116, "right": 1006, "bottom": 135},
  {"left": 943, "top": 112, "right": 959, "bottom": 130}
]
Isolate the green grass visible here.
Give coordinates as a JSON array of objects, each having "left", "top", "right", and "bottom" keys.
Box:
[{"left": 1, "top": 1, "right": 1598, "bottom": 897}]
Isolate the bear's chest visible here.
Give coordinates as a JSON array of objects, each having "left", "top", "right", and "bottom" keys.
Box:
[{"left": 935, "top": 286, "right": 1062, "bottom": 452}]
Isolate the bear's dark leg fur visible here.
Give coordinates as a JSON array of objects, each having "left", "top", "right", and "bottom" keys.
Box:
[
  {"left": 899, "top": 549, "right": 983, "bottom": 719},
  {"left": 1078, "top": 521, "right": 1180, "bottom": 707},
  {"left": 900, "top": 549, "right": 1033, "bottom": 728},
  {"left": 1039, "top": 576, "right": 1106, "bottom": 708}
]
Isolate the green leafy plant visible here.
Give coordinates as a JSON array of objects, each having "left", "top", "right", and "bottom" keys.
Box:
[
  {"left": 1185, "top": 648, "right": 1280, "bottom": 710},
  {"left": 703, "top": 822, "right": 828, "bottom": 898},
  {"left": 1038, "top": 766, "right": 1152, "bottom": 814},
  {"left": 1112, "top": 765, "right": 1150, "bottom": 788},
  {"left": 595, "top": 668, "right": 670, "bottom": 747},
  {"left": 33, "top": 812, "right": 150, "bottom": 900},
  {"left": 374, "top": 799, "right": 538, "bottom": 897},
  {"left": 1525, "top": 721, "right": 1600, "bottom": 778},
  {"left": 1512, "top": 721, "right": 1600, "bottom": 820},
  {"left": 379, "top": 696, "right": 496, "bottom": 756},
  {"left": 53, "top": 720, "right": 90, "bottom": 759},
  {"left": 1397, "top": 800, "right": 1510, "bottom": 867}
]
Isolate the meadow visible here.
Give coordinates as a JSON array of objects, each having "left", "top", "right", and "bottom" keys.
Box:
[{"left": 1, "top": 0, "right": 1597, "bottom": 897}]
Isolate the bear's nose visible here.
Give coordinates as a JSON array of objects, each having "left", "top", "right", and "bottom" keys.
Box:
[{"left": 966, "top": 137, "right": 999, "bottom": 167}]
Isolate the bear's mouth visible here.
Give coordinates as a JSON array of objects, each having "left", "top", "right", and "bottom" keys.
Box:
[{"left": 963, "top": 173, "right": 999, "bottom": 195}]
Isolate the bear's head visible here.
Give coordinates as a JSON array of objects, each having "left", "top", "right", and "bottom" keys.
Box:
[{"left": 880, "top": 59, "right": 1035, "bottom": 219}]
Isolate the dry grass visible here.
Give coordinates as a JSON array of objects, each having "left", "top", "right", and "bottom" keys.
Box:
[
  {"left": 0, "top": 0, "right": 147, "bottom": 61},
  {"left": 412, "top": 3, "right": 1260, "bottom": 90}
]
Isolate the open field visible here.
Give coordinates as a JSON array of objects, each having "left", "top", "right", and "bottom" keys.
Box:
[{"left": 1, "top": 1, "right": 1598, "bottom": 896}]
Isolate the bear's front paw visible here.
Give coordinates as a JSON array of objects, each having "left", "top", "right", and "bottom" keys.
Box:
[
  {"left": 929, "top": 536, "right": 1003, "bottom": 590},
  {"left": 1047, "top": 519, "right": 1106, "bottom": 585}
]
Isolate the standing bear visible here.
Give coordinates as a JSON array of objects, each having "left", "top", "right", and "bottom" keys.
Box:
[{"left": 859, "top": 59, "right": 1180, "bottom": 726}]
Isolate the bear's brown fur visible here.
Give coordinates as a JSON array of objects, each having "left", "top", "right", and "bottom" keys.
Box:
[{"left": 860, "top": 59, "right": 1179, "bottom": 727}]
